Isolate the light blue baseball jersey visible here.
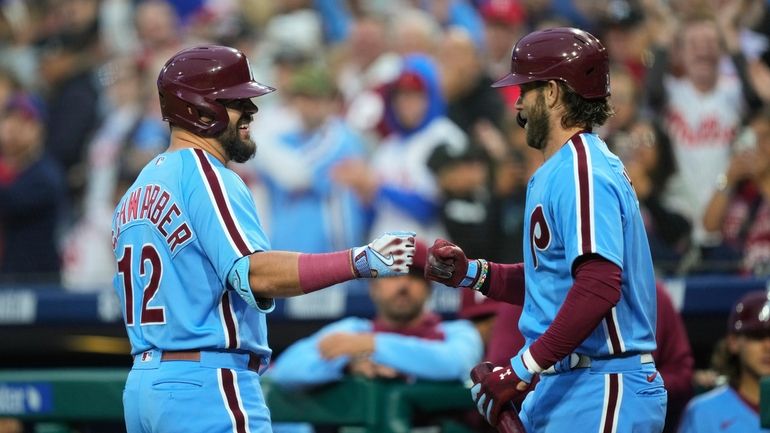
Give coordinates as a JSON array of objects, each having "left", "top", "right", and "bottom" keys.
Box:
[
  {"left": 519, "top": 132, "right": 657, "bottom": 357},
  {"left": 678, "top": 385, "right": 768, "bottom": 433},
  {"left": 111, "top": 148, "right": 272, "bottom": 363}
]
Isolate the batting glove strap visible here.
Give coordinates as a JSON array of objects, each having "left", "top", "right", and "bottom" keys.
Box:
[
  {"left": 512, "top": 349, "right": 542, "bottom": 384},
  {"left": 459, "top": 259, "right": 479, "bottom": 288}
]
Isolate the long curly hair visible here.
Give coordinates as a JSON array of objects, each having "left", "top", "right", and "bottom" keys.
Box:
[{"left": 558, "top": 82, "right": 614, "bottom": 130}]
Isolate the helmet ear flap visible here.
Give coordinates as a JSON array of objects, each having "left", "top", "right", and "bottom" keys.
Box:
[{"left": 159, "top": 87, "right": 230, "bottom": 137}]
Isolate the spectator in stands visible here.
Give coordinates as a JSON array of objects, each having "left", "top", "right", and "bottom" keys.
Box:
[
  {"left": 678, "top": 290, "right": 770, "bottom": 433},
  {"left": 644, "top": 2, "right": 763, "bottom": 257},
  {"left": 391, "top": 8, "right": 442, "bottom": 56},
  {"left": 61, "top": 57, "right": 145, "bottom": 290},
  {"left": 0, "top": 94, "right": 66, "bottom": 284},
  {"left": 427, "top": 141, "right": 500, "bottom": 261},
  {"left": 616, "top": 119, "right": 691, "bottom": 272},
  {"left": 480, "top": 0, "right": 527, "bottom": 88},
  {"left": 332, "top": 54, "right": 467, "bottom": 241},
  {"left": 267, "top": 266, "right": 483, "bottom": 388},
  {"left": 702, "top": 107, "right": 770, "bottom": 276},
  {"left": 438, "top": 26, "right": 507, "bottom": 134},
  {"left": 254, "top": 64, "right": 368, "bottom": 261}
]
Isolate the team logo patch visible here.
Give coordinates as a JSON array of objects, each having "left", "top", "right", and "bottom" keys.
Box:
[
  {"left": 529, "top": 204, "right": 551, "bottom": 269},
  {"left": 141, "top": 351, "right": 153, "bottom": 362},
  {"left": 155, "top": 156, "right": 165, "bottom": 166}
]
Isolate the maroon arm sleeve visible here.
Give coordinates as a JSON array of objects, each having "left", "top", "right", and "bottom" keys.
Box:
[
  {"left": 528, "top": 256, "right": 622, "bottom": 369},
  {"left": 480, "top": 262, "right": 526, "bottom": 306}
]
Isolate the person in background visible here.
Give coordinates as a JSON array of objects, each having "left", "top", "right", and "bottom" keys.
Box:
[
  {"left": 678, "top": 290, "right": 770, "bottom": 433},
  {"left": 702, "top": 107, "right": 770, "bottom": 276},
  {"left": 0, "top": 94, "right": 66, "bottom": 284},
  {"left": 458, "top": 288, "right": 503, "bottom": 356},
  {"left": 333, "top": 54, "right": 467, "bottom": 242},
  {"left": 644, "top": 1, "right": 763, "bottom": 256}
]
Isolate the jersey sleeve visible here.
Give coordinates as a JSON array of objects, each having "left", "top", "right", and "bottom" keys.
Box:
[
  {"left": 266, "top": 318, "right": 372, "bottom": 388},
  {"left": 370, "top": 320, "right": 483, "bottom": 381},
  {"left": 550, "top": 139, "right": 624, "bottom": 271},
  {"left": 186, "top": 149, "right": 271, "bottom": 285}
]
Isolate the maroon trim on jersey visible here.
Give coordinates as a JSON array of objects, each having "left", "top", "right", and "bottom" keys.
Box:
[
  {"left": 570, "top": 134, "right": 593, "bottom": 255},
  {"left": 221, "top": 291, "right": 239, "bottom": 349},
  {"left": 219, "top": 369, "right": 248, "bottom": 433},
  {"left": 602, "top": 373, "right": 620, "bottom": 433},
  {"left": 193, "top": 149, "right": 251, "bottom": 256},
  {"left": 604, "top": 309, "right": 623, "bottom": 354},
  {"left": 733, "top": 385, "right": 760, "bottom": 414}
]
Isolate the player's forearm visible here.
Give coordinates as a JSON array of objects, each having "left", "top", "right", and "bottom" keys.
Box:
[
  {"left": 248, "top": 250, "right": 355, "bottom": 298},
  {"left": 479, "top": 262, "right": 525, "bottom": 305},
  {"left": 526, "top": 257, "right": 621, "bottom": 371}
]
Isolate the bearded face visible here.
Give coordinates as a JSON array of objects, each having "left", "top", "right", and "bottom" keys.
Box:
[
  {"left": 217, "top": 101, "right": 256, "bottom": 163},
  {"left": 525, "top": 90, "right": 550, "bottom": 151}
]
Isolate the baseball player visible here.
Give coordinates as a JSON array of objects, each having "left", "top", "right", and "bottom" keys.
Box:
[
  {"left": 111, "top": 45, "right": 415, "bottom": 433},
  {"left": 425, "top": 28, "right": 667, "bottom": 432},
  {"left": 678, "top": 290, "right": 770, "bottom": 433}
]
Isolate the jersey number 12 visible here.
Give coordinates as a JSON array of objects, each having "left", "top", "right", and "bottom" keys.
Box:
[{"left": 117, "top": 245, "right": 166, "bottom": 325}]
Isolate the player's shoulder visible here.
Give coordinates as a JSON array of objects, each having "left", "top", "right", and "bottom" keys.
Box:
[{"left": 685, "top": 385, "right": 736, "bottom": 412}]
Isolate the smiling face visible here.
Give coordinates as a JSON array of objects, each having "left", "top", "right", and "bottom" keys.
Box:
[
  {"left": 216, "top": 99, "right": 257, "bottom": 163},
  {"left": 680, "top": 20, "right": 721, "bottom": 91}
]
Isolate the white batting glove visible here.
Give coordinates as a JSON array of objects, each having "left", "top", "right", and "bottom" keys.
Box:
[{"left": 351, "top": 231, "right": 416, "bottom": 278}]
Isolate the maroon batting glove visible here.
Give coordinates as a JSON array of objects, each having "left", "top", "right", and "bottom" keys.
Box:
[
  {"left": 471, "top": 361, "right": 529, "bottom": 426},
  {"left": 424, "top": 239, "right": 470, "bottom": 287}
]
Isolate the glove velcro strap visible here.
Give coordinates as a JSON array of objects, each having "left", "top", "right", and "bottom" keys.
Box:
[
  {"left": 351, "top": 246, "right": 373, "bottom": 278},
  {"left": 511, "top": 349, "right": 541, "bottom": 384},
  {"left": 459, "top": 260, "right": 479, "bottom": 288}
]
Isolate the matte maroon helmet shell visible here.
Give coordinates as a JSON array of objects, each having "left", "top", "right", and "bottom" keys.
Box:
[
  {"left": 492, "top": 27, "right": 610, "bottom": 99},
  {"left": 728, "top": 290, "right": 770, "bottom": 334},
  {"left": 157, "top": 45, "right": 275, "bottom": 137}
]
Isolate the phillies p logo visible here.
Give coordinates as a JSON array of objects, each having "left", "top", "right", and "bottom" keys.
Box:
[{"left": 529, "top": 204, "right": 551, "bottom": 269}]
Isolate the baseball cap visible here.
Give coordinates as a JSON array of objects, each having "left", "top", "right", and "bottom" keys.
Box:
[
  {"left": 459, "top": 289, "right": 501, "bottom": 321},
  {"left": 727, "top": 290, "right": 770, "bottom": 336},
  {"left": 392, "top": 72, "right": 426, "bottom": 93},
  {"left": 480, "top": 0, "right": 526, "bottom": 26},
  {"left": 4, "top": 93, "right": 44, "bottom": 122},
  {"left": 288, "top": 65, "right": 336, "bottom": 98}
]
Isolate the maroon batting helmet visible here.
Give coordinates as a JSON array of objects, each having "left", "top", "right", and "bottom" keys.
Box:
[
  {"left": 492, "top": 27, "right": 610, "bottom": 99},
  {"left": 157, "top": 45, "right": 275, "bottom": 137},
  {"left": 728, "top": 290, "right": 770, "bottom": 335}
]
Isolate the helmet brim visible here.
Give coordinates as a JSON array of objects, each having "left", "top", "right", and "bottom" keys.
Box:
[
  {"left": 213, "top": 81, "right": 276, "bottom": 100},
  {"left": 491, "top": 73, "right": 535, "bottom": 88}
]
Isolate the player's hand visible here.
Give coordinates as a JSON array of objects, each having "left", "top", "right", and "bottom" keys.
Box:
[
  {"left": 347, "top": 357, "right": 399, "bottom": 379},
  {"left": 425, "top": 238, "right": 474, "bottom": 288},
  {"left": 318, "top": 332, "right": 375, "bottom": 359},
  {"left": 471, "top": 361, "right": 532, "bottom": 426},
  {"left": 351, "top": 231, "right": 415, "bottom": 278}
]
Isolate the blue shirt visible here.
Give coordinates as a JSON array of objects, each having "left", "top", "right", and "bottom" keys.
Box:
[
  {"left": 519, "top": 132, "right": 657, "bottom": 357},
  {"left": 111, "top": 148, "right": 272, "bottom": 364},
  {"left": 267, "top": 317, "right": 483, "bottom": 388},
  {"left": 678, "top": 385, "right": 767, "bottom": 433}
]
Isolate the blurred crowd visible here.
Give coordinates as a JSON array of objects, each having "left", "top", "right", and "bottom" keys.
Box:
[{"left": 1, "top": 0, "right": 770, "bottom": 288}]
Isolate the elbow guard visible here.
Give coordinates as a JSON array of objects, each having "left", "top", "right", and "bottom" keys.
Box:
[{"left": 228, "top": 255, "right": 275, "bottom": 313}]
